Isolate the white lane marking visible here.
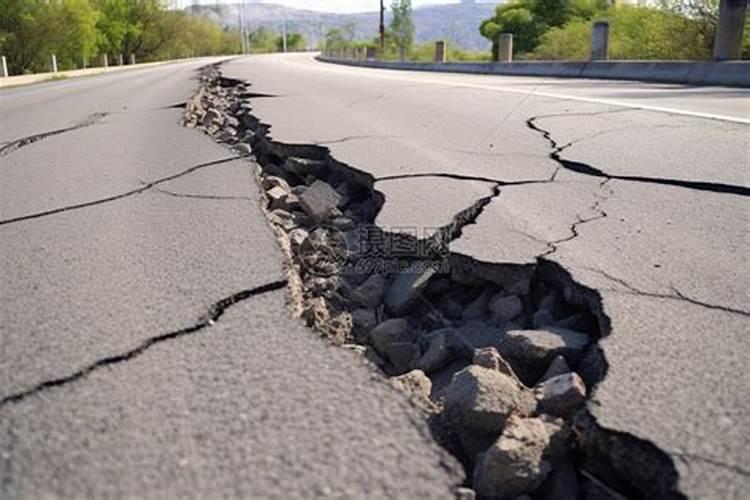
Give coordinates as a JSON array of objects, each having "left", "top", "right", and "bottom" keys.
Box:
[{"left": 276, "top": 56, "right": 750, "bottom": 125}]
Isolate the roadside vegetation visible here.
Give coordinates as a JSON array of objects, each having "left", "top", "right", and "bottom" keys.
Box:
[
  {"left": 482, "top": 0, "right": 749, "bottom": 60},
  {"left": 0, "top": 0, "right": 241, "bottom": 75},
  {"left": 323, "top": 0, "right": 747, "bottom": 62}
]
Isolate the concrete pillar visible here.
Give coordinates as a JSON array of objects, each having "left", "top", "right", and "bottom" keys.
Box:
[
  {"left": 101, "top": 54, "right": 108, "bottom": 68},
  {"left": 117, "top": 54, "right": 124, "bottom": 66},
  {"left": 713, "top": 0, "right": 747, "bottom": 60},
  {"left": 49, "top": 54, "right": 58, "bottom": 73},
  {"left": 434, "top": 40, "right": 446, "bottom": 63},
  {"left": 498, "top": 33, "right": 513, "bottom": 62},
  {"left": 129, "top": 53, "right": 136, "bottom": 65},
  {"left": 590, "top": 21, "right": 610, "bottom": 61},
  {"left": 1, "top": 56, "right": 8, "bottom": 78}
]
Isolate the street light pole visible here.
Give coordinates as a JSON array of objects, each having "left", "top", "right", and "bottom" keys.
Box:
[{"left": 379, "top": 0, "right": 385, "bottom": 56}]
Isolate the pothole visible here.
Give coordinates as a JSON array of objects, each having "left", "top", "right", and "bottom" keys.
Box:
[{"left": 183, "top": 64, "right": 683, "bottom": 500}]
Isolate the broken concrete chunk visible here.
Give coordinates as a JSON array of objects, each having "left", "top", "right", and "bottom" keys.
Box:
[
  {"left": 385, "top": 342, "right": 421, "bottom": 373},
  {"left": 261, "top": 174, "right": 290, "bottom": 193},
  {"left": 455, "top": 322, "right": 506, "bottom": 352},
  {"left": 504, "top": 327, "right": 590, "bottom": 382},
  {"left": 287, "top": 228, "right": 309, "bottom": 250},
  {"left": 463, "top": 289, "right": 493, "bottom": 320},
  {"left": 534, "top": 372, "right": 587, "bottom": 419},
  {"left": 489, "top": 294, "right": 523, "bottom": 322},
  {"left": 283, "top": 157, "right": 328, "bottom": 178},
  {"left": 201, "top": 108, "right": 222, "bottom": 127},
  {"left": 384, "top": 264, "right": 437, "bottom": 315},
  {"left": 331, "top": 216, "right": 355, "bottom": 231},
  {"left": 266, "top": 185, "right": 291, "bottom": 211},
  {"left": 351, "top": 308, "right": 377, "bottom": 338},
  {"left": 473, "top": 347, "right": 523, "bottom": 385},
  {"left": 445, "top": 366, "right": 531, "bottom": 435},
  {"left": 418, "top": 328, "right": 467, "bottom": 374},
  {"left": 539, "top": 355, "right": 571, "bottom": 383},
  {"left": 389, "top": 369, "right": 435, "bottom": 411},
  {"left": 350, "top": 274, "right": 387, "bottom": 308},
  {"left": 454, "top": 487, "right": 477, "bottom": 500},
  {"left": 474, "top": 416, "right": 552, "bottom": 500},
  {"left": 369, "top": 318, "right": 410, "bottom": 354},
  {"left": 539, "top": 414, "right": 571, "bottom": 462},
  {"left": 297, "top": 180, "right": 343, "bottom": 223}
]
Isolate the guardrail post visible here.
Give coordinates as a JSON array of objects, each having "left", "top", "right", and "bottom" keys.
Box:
[
  {"left": 101, "top": 54, "right": 108, "bottom": 68},
  {"left": 713, "top": 0, "right": 747, "bottom": 60},
  {"left": 498, "top": 33, "right": 513, "bottom": 62},
  {"left": 434, "top": 40, "right": 446, "bottom": 63},
  {"left": 129, "top": 53, "right": 136, "bottom": 65},
  {"left": 117, "top": 54, "right": 124, "bottom": 66},
  {"left": 1, "top": 56, "right": 8, "bottom": 78},
  {"left": 590, "top": 21, "right": 610, "bottom": 61},
  {"left": 49, "top": 54, "right": 58, "bottom": 73},
  {"left": 366, "top": 46, "right": 377, "bottom": 60}
]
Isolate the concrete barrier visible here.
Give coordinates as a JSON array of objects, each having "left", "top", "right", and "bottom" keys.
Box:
[
  {"left": 0, "top": 59, "right": 199, "bottom": 89},
  {"left": 316, "top": 56, "right": 750, "bottom": 88}
]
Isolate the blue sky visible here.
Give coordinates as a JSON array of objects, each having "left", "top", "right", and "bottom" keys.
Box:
[{"left": 183, "top": 1, "right": 462, "bottom": 14}]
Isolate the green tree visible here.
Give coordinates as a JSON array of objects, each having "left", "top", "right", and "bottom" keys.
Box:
[
  {"left": 389, "top": 0, "right": 415, "bottom": 55},
  {"left": 277, "top": 32, "right": 306, "bottom": 52},
  {"left": 480, "top": 0, "right": 607, "bottom": 58}
]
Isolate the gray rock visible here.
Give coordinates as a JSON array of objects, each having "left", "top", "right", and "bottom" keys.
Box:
[
  {"left": 384, "top": 264, "right": 437, "bottom": 315},
  {"left": 369, "top": 318, "right": 410, "bottom": 354},
  {"left": 473, "top": 347, "right": 523, "bottom": 385},
  {"left": 457, "top": 428, "right": 498, "bottom": 462},
  {"left": 287, "top": 228, "right": 309, "bottom": 250},
  {"left": 351, "top": 308, "right": 377, "bottom": 337},
  {"left": 540, "top": 415, "right": 571, "bottom": 462},
  {"left": 445, "top": 366, "right": 532, "bottom": 435},
  {"left": 489, "top": 294, "right": 523, "bottom": 321},
  {"left": 385, "top": 342, "right": 421, "bottom": 373},
  {"left": 505, "top": 279, "right": 531, "bottom": 297},
  {"left": 539, "top": 355, "right": 571, "bottom": 383},
  {"left": 503, "top": 328, "right": 590, "bottom": 382},
  {"left": 541, "top": 458, "right": 580, "bottom": 500},
  {"left": 455, "top": 487, "right": 477, "bottom": 500},
  {"left": 533, "top": 309, "right": 556, "bottom": 328},
  {"left": 418, "top": 328, "right": 467, "bottom": 374},
  {"left": 266, "top": 185, "right": 292, "bottom": 211},
  {"left": 201, "top": 108, "right": 222, "bottom": 126},
  {"left": 474, "top": 416, "right": 552, "bottom": 499},
  {"left": 350, "top": 274, "right": 387, "bottom": 308},
  {"left": 534, "top": 373, "right": 587, "bottom": 418},
  {"left": 331, "top": 216, "right": 356, "bottom": 231},
  {"left": 297, "top": 180, "right": 343, "bottom": 223},
  {"left": 261, "top": 175, "right": 291, "bottom": 193},
  {"left": 463, "top": 289, "right": 493, "bottom": 320},
  {"left": 455, "top": 322, "right": 506, "bottom": 352},
  {"left": 389, "top": 369, "right": 435, "bottom": 411},
  {"left": 283, "top": 157, "right": 328, "bottom": 178}
]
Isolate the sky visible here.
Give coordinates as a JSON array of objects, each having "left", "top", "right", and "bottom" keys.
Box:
[{"left": 180, "top": 1, "right": 463, "bottom": 14}]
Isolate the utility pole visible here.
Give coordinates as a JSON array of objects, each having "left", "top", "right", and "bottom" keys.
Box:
[
  {"left": 713, "top": 0, "right": 747, "bottom": 60},
  {"left": 282, "top": 21, "right": 288, "bottom": 53},
  {"left": 379, "top": 0, "right": 385, "bottom": 56}
]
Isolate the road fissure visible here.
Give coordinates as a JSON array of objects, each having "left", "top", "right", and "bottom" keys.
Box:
[{"left": 184, "top": 63, "right": 688, "bottom": 499}]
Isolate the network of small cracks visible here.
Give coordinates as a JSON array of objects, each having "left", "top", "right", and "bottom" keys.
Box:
[{"left": 0, "top": 280, "right": 288, "bottom": 409}]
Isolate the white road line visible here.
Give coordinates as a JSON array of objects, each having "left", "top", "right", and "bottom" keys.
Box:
[{"left": 279, "top": 56, "right": 750, "bottom": 125}]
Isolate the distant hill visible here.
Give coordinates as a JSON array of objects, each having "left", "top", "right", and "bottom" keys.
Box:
[{"left": 188, "top": 1, "right": 499, "bottom": 52}]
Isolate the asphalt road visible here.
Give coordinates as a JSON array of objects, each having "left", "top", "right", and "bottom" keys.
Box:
[
  {"left": 221, "top": 53, "right": 750, "bottom": 498},
  {"left": 0, "top": 59, "right": 463, "bottom": 498}
]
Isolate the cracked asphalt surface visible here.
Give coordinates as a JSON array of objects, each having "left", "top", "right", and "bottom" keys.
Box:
[
  {"left": 220, "top": 53, "right": 750, "bottom": 498},
  {"left": 0, "top": 58, "right": 463, "bottom": 498}
]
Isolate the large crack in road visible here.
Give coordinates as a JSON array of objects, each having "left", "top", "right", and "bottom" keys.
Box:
[{"left": 184, "top": 63, "right": 689, "bottom": 499}]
